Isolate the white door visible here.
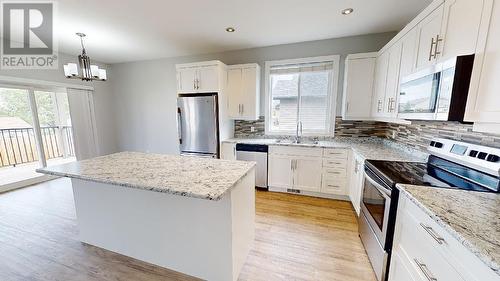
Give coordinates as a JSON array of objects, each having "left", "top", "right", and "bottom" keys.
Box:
[
  {"left": 227, "top": 68, "right": 242, "bottom": 118},
  {"left": 343, "top": 56, "right": 376, "bottom": 120},
  {"left": 293, "top": 157, "right": 322, "bottom": 192},
  {"left": 220, "top": 142, "right": 236, "bottom": 160},
  {"left": 240, "top": 67, "right": 258, "bottom": 120},
  {"left": 388, "top": 252, "right": 420, "bottom": 281},
  {"left": 372, "top": 51, "right": 390, "bottom": 117},
  {"left": 177, "top": 67, "right": 197, "bottom": 93},
  {"left": 385, "top": 42, "right": 403, "bottom": 117},
  {"left": 349, "top": 153, "right": 364, "bottom": 215},
  {"left": 197, "top": 65, "right": 219, "bottom": 92},
  {"left": 440, "top": 0, "right": 485, "bottom": 59},
  {"left": 415, "top": 5, "right": 445, "bottom": 70},
  {"left": 465, "top": 0, "right": 500, "bottom": 127},
  {"left": 268, "top": 155, "right": 293, "bottom": 188}
]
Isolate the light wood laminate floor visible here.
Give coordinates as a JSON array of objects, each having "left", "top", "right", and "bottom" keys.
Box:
[{"left": 0, "top": 178, "right": 376, "bottom": 281}]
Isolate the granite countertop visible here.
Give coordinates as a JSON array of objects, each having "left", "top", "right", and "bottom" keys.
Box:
[
  {"left": 398, "top": 184, "right": 500, "bottom": 275},
  {"left": 36, "top": 151, "right": 255, "bottom": 201},
  {"left": 224, "top": 137, "right": 428, "bottom": 162}
]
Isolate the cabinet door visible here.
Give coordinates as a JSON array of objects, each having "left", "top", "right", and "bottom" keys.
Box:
[
  {"left": 227, "top": 68, "right": 242, "bottom": 118},
  {"left": 388, "top": 251, "right": 421, "bottom": 281},
  {"left": 268, "top": 155, "right": 293, "bottom": 188},
  {"left": 220, "top": 143, "right": 236, "bottom": 160},
  {"left": 415, "top": 5, "right": 444, "bottom": 70},
  {"left": 342, "top": 56, "right": 376, "bottom": 120},
  {"left": 465, "top": 0, "right": 500, "bottom": 127},
  {"left": 240, "top": 67, "right": 259, "bottom": 120},
  {"left": 440, "top": 0, "right": 485, "bottom": 59},
  {"left": 372, "top": 51, "right": 390, "bottom": 117},
  {"left": 294, "top": 157, "right": 322, "bottom": 192},
  {"left": 349, "top": 154, "right": 364, "bottom": 215},
  {"left": 177, "top": 67, "right": 197, "bottom": 93},
  {"left": 384, "top": 42, "right": 403, "bottom": 117},
  {"left": 198, "top": 65, "right": 219, "bottom": 92},
  {"left": 399, "top": 28, "right": 418, "bottom": 79}
]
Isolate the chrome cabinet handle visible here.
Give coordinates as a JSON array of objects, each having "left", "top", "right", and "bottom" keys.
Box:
[
  {"left": 433, "top": 34, "right": 443, "bottom": 59},
  {"left": 377, "top": 99, "right": 383, "bottom": 112},
  {"left": 428, "top": 37, "right": 436, "bottom": 61},
  {"left": 177, "top": 107, "right": 182, "bottom": 144},
  {"left": 241, "top": 104, "right": 244, "bottom": 114},
  {"left": 420, "top": 223, "right": 445, "bottom": 244},
  {"left": 414, "top": 259, "right": 437, "bottom": 281}
]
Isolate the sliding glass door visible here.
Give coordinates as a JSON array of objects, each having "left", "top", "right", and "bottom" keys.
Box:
[{"left": 0, "top": 86, "right": 75, "bottom": 187}]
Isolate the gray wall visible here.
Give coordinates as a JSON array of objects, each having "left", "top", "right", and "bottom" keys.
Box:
[
  {"left": 110, "top": 32, "right": 396, "bottom": 154},
  {"left": 0, "top": 53, "right": 118, "bottom": 155}
]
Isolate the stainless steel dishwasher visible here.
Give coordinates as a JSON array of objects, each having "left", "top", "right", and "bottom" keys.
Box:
[{"left": 236, "top": 144, "right": 268, "bottom": 189}]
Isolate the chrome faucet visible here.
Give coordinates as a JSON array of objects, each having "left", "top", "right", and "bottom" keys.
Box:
[{"left": 295, "top": 121, "right": 303, "bottom": 143}]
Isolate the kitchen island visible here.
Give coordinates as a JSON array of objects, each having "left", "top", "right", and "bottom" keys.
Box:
[{"left": 37, "top": 151, "right": 256, "bottom": 281}]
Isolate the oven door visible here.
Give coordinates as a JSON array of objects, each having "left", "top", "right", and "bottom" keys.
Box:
[{"left": 360, "top": 169, "right": 392, "bottom": 247}]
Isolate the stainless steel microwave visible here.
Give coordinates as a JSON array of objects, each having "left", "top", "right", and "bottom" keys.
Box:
[{"left": 398, "top": 55, "right": 474, "bottom": 121}]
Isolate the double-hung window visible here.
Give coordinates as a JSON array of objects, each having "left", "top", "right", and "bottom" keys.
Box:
[{"left": 265, "top": 55, "right": 339, "bottom": 136}]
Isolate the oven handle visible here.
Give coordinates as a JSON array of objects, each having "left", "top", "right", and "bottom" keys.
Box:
[{"left": 364, "top": 170, "right": 392, "bottom": 197}]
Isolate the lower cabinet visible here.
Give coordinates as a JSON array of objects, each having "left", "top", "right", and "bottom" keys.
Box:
[
  {"left": 389, "top": 193, "right": 500, "bottom": 281},
  {"left": 268, "top": 146, "right": 349, "bottom": 195},
  {"left": 348, "top": 152, "right": 364, "bottom": 215},
  {"left": 220, "top": 142, "right": 236, "bottom": 160}
]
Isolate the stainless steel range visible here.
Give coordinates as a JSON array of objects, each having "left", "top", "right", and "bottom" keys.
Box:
[{"left": 359, "top": 138, "right": 500, "bottom": 281}]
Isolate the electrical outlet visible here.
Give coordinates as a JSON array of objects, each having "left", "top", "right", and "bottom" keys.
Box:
[
  {"left": 392, "top": 131, "right": 396, "bottom": 139},
  {"left": 250, "top": 126, "right": 256, "bottom": 132}
]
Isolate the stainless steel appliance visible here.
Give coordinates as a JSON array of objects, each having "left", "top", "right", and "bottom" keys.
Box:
[
  {"left": 236, "top": 144, "right": 268, "bottom": 189},
  {"left": 177, "top": 93, "right": 219, "bottom": 158},
  {"left": 398, "top": 55, "right": 474, "bottom": 121},
  {"left": 359, "top": 138, "right": 500, "bottom": 281}
]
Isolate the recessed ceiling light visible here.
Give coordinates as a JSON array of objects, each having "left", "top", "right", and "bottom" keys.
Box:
[
  {"left": 341, "top": 8, "right": 354, "bottom": 15},
  {"left": 225, "top": 27, "right": 236, "bottom": 33}
]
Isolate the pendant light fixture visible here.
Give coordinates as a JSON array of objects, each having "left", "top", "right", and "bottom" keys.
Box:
[{"left": 63, "top": 33, "right": 107, "bottom": 81}]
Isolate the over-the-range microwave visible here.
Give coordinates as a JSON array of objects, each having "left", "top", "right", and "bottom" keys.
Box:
[{"left": 398, "top": 54, "right": 474, "bottom": 121}]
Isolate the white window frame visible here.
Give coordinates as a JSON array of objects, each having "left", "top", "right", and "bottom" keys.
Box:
[{"left": 264, "top": 55, "right": 340, "bottom": 136}]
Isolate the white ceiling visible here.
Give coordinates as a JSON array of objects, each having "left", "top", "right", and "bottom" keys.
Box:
[{"left": 57, "top": 0, "right": 432, "bottom": 64}]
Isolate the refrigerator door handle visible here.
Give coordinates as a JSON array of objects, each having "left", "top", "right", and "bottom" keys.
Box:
[{"left": 177, "top": 107, "right": 183, "bottom": 144}]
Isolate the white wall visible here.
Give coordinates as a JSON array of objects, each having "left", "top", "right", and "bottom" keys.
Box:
[
  {"left": 0, "top": 53, "right": 118, "bottom": 155},
  {"left": 110, "top": 32, "right": 396, "bottom": 154}
]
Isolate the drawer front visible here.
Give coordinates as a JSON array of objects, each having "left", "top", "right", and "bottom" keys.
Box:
[
  {"left": 323, "top": 148, "right": 349, "bottom": 159},
  {"left": 322, "top": 158, "right": 347, "bottom": 168},
  {"left": 269, "top": 146, "right": 323, "bottom": 157},
  {"left": 321, "top": 177, "right": 347, "bottom": 195},
  {"left": 322, "top": 167, "right": 347, "bottom": 177},
  {"left": 394, "top": 205, "right": 465, "bottom": 281}
]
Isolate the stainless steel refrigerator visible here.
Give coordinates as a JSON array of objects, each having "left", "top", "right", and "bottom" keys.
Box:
[{"left": 177, "top": 94, "right": 219, "bottom": 158}]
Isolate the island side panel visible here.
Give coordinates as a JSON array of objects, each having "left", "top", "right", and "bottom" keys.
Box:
[
  {"left": 230, "top": 168, "right": 256, "bottom": 281},
  {"left": 71, "top": 178, "right": 234, "bottom": 281}
]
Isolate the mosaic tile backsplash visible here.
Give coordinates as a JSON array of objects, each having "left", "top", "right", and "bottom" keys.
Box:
[{"left": 234, "top": 117, "right": 500, "bottom": 151}]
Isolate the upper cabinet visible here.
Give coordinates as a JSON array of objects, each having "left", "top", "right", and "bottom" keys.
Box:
[
  {"left": 371, "top": 51, "right": 390, "bottom": 118},
  {"left": 415, "top": 4, "right": 445, "bottom": 70},
  {"left": 342, "top": 53, "right": 377, "bottom": 120},
  {"left": 227, "top": 64, "right": 261, "bottom": 120},
  {"left": 465, "top": 0, "right": 499, "bottom": 133},
  {"left": 176, "top": 61, "right": 226, "bottom": 93}
]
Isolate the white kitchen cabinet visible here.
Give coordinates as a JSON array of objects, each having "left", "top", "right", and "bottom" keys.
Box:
[
  {"left": 294, "top": 157, "right": 322, "bottom": 192},
  {"left": 227, "top": 64, "right": 260, "bottom": 120},
  {"left": 384, "top": 42, "right": 403, "bottom": 118},
  {"left": 342, "top": 53, "right": 377, "bottom": 120},
  {"left": 399, "top": 28, "right": 418, "bottom": 80},
  {"left": 464, "top": 0, "right": 500, "bottom": 133},
  {"left": 371, "top": 51, "right": 390, "bottom": 117},
  {"left": 415, "top": 4, "right": 445, "bottom": 70},
  {"left": 439, "top": 0, "right": 487, "bottom": 60},
  {"left": 389, "top": 193, "right": 500, "bottom": 281},
  {"left": 268, "top": 154, "right": 294, "bottom": 189},
  {"left": 220, "top": 142, "right": 236, "bottom": 160},
  {"left": 176, "top": 61, "right": 226, "bottom": 93},
  {"left": 348, "top": 152, "right": 364, "bottom": 215}
]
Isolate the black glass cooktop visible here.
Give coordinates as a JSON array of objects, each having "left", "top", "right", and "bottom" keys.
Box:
[{"left": 365, "top": 155, "right": 500, "bottom": 193}]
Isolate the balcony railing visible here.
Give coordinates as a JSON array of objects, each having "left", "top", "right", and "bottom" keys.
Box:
[{"left": 0, "top": 126, "right": 74, "bottom": 168}]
